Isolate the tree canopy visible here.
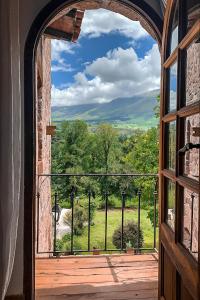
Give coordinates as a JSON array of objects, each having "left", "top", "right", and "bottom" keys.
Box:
[{"left": 51, "top": 121, "right": 159, "bottom": 206}]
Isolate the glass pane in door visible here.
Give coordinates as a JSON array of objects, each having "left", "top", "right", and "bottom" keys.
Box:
[
  {"left": 166, "top": 121, "right": 176, "bottom": 171},
  {"left": 185, "top": 39, "right": 200, "bottom": 106},
  {"left": 168, "top": 62, "right": 177, "bottom": 112},
  {"left": 184, "top": 113, "right": 200, "bottom": 181},
  {"left": 165, "top": 179, "right": 175, "bottom": 231},
  {"left": 170, "top": 1, "right": 179, "bottom": 54},
  {"left": 182, "top": 188, "right": 199, "bottom": 260}
]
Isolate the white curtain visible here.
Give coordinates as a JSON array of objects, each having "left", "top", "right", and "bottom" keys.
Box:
[{"left": 0, "top": 0, "right": 21, "bottom": 298}]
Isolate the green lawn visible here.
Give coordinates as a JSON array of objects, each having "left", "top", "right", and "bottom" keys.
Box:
[{"left": 61, "top": 208, "right": 158, "bottom": 252}]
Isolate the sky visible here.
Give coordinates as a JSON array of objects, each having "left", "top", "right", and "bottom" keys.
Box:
[{"left": 51, "top": 9, "right": 161, "bottom": 107}]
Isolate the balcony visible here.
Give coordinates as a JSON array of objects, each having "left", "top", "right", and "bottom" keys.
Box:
[
  {"left": 36, "top": 174, "right": 158, "bottom": 299},
  {"left": 36, "top": 253, "right": 158, "bottom": 299}
]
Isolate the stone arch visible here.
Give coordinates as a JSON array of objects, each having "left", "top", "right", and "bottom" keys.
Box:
[{"left": 24, "top": 0, "right": 163, "bottom": 297}]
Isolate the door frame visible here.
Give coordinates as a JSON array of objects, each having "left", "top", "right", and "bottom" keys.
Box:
[
  {"left": 24, "top": 1, "right": 163, "bottom": 298},
  {"left": 159, "top": 0, "right": 200, "bottom": 299}
]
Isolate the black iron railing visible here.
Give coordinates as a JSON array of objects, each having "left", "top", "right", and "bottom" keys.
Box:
[{"left": 37, "top": 174, "right": 158, "bottom": 255}]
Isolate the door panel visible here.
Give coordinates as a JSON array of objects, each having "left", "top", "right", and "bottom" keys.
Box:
[
  {"left": 180, "top": 279, "right": 194, "bottom": 300},
  {"left": 182, "top": 188, "right": 199, "bottom": 261},
  {"left": 163, "top": 249, "right": 176, "bottom": 300},
  {"left": 159, "top": 0, "right": 200, "bottom": 299}
]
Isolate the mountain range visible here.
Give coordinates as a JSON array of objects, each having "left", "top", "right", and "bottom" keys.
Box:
[{"left": 52, "top": 89, "right": 159, "bottom": 129}]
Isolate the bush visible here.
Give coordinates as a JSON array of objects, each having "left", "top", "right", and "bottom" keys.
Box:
[
  {"left": 63, "top": 204, "right": 88, "bottom": 235},
  {"left": 56, "top": 236, "right": 82, "bottom": 252},
  {"left": 112, "top": 221, "right": 144, "bottom": 249},
  {"left": 62, "top": 233, "right": 71, "bottom": 242},
  {"left": 56, "top": 239, "right": 65, "bottom": 251}
]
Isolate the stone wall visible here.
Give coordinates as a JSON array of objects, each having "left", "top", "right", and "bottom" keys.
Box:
[{"left": 35, "top": 36, "right": 52, "bottom": 256}]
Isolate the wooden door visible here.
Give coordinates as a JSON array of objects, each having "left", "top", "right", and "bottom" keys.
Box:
[{"left": 159, "top": 0, "right": 200, "bottom": 299}]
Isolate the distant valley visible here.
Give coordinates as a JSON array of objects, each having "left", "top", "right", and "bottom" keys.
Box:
[{"left": 52, "top": 90, "right": 159, "bottom": 132}]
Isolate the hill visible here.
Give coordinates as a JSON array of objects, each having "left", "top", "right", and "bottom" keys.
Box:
[{"left": 52, "top": 90, "right": 159, "bottom": 130}]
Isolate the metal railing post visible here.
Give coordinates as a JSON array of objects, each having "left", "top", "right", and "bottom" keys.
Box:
[
  {"left": 88, "top": 190, "right": 91, "bottom": 252},
  {"left": 153, "top": 190, "right": 158, "bottom": 249},
  {"left": 137, "top": 190, "right": 142, "bottom": 254},
  {"left": 104, "top": 191, "right": 108, "bottom": 251},
  {"left": 70, "top": 189, "right": 75, "bottom": 254},
  {"left": 53, "top": 192, "right": 58, "bottom": 254},
  {"left": 121, "top": 191, "right": 126, "bottom": 251}
]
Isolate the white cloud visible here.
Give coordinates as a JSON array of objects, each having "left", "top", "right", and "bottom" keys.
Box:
[
  {"left": 80, "top": 9, "right": 148, "bottom": 39},
  {"left": 51, "top": 58, "right": 75, "bottom": 73},
  {"left": 51, "top": 40, "right": 75, "bottom": 60},
  {"left": 51, "top": 44, "right": 161, "bottom": 106},
  {"left": 50, "top": 9, "right": 150, "bottom": 72},
  {"left": 51, "top": 40, "right": 78, "bottom": 72}
]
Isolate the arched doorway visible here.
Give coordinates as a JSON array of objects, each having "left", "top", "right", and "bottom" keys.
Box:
[
  {"left": 24, "top": 1, "right": 200, "bottom": 299},
  {"left": 24, "top": 1, "right": 163, "bottom": 298}
]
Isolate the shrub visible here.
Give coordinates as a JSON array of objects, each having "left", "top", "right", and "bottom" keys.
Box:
[
  {"left": 56, "top": 239, "right": 65, "bottom": 251},
  {"left": 56, "top": 237, "right": 82, "bottom": 252},
  {"left": 63, "top": 205, "right": 88, "bottom": 235},
  {"left": 62, "top": 233, "right": 71, "bottom": 242},
  {"left": 112, "top": 221, "right": 144, "bottom": 249}
]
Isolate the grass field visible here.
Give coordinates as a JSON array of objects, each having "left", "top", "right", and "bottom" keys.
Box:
[{"left": 58, "top": 208, "right": 158, "bottom": 253}]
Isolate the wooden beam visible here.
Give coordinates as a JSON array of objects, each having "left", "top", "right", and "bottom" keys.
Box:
[
  {"left": 44, "top": 9, "right": 84, "bottom": 42},
  {"left": 44, "top": 27, "right": 73, "bottom": 41}
]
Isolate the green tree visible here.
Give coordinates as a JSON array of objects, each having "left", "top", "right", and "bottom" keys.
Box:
[
  {"left": 125, "top": 127, "right": 159, "bottom": 174},
  {"left": 96, "top": 123, "right": 118, "bottom": 173},
  {"left": 51, "top": 120, "right": 89, "bottom": 203}
]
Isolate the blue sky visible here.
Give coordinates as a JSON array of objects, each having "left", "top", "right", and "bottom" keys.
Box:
[{"left": 51, "top": 9, "right": 161, "bottom": 106}]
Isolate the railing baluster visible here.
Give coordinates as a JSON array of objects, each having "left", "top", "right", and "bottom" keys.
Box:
[
  {"left": 88, "top": 190, "right": 91, "bottom": 252},
  {"left": 121, "top": 191, "right": 125, "bottom": 251},
  {"left": 105, "top": 191, "right": 108, "bottom": 251},
  {"left": 53, "top": 192, "right": 58, "bottom": 253},
  {"left": 137, "top": 190, "right": 142, "bottom": 254},
  {"left": 70, "top": 189, "right": 75, "bottom": 254},
  {"left": 153, "top": 190, "right": 158, "bottom": 249}
]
